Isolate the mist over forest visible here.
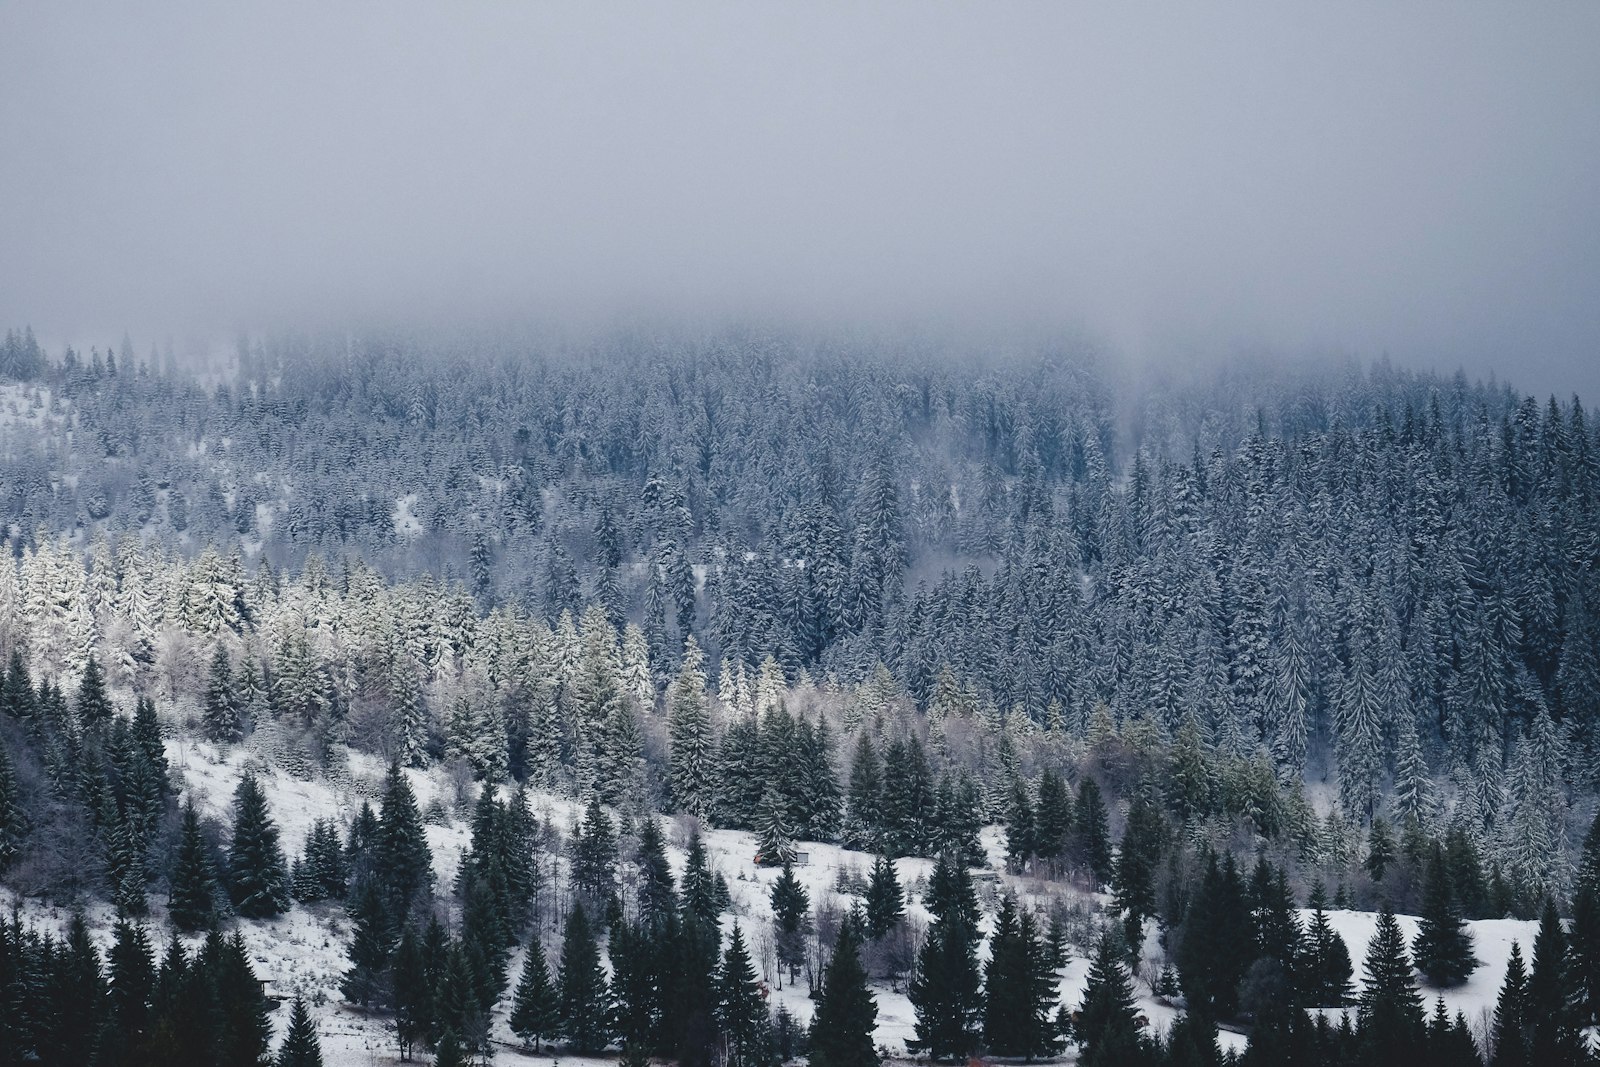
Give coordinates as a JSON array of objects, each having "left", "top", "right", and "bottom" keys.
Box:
[{"left": 2, "top": 5, "right": 1599, "bottom": 1067}]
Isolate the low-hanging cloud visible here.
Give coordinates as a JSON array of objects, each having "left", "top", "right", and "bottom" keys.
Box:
[{"left": 2, "top": 2, "right": 1597, "bottom": 397}]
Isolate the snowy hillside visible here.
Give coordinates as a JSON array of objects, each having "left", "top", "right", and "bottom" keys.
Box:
[{"left": 4, "top": 740, "right": 1550, "bottom": 1065}]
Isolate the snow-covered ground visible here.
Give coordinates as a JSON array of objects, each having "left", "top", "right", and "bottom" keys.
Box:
[
  {"left": 1312, "top": 909, "right": 1540, "bottom": 1049},
  {"left": 2, "top": 742, "right": 1543, "bottom": 1064}
]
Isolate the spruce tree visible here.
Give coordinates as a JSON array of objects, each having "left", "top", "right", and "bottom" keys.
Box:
[
  {"left": 864, "top": 855, "right": 904, "bottom": 941},
  {"left": 1413, "top": 846, "right": 1477, "bottom": 987},
  {"left": 203, "top": 645, "right": 242, "bottom": 744},
  {"left": 434, "top": 1029, "right": 466, "bottom": 1067},
  {"left": 1076, "top": 929, "right": 1148, "bottom": 1067},
  {"left": 132, "top": 695, "right": 170, "bottom": 797},
  {"left": 76, "top": 655, "right": 112, "bottom": 730},
  {"left": 169, "top": 800, "right": 219, "bottom": 931},
  {"left": 717, "top": 925, "right": 771, "bottom": 1067},
  {"left": 1005, "top": 777, "right": 1035, "bottom": 871},
  {"left": 341, "top": 879, "right": 394, "bottom": 1008},
  {"left": 1527, "top": 899, "right": 1586, "bottom": 1066},
  {"left": 106, "top": 917, "right": 157, "bottom": 1050},
  {"left": 1176, "top": 851, "right": 1252, "bottom": 1020},
  {"left": 1112, "top": 795, "right": 1164, "bottom": 959},
  {"left": 844, "top": 731, "right": 883, "bottom": 851},
  {"left": 275, "top": 996, "right": 323, "bottom": 1067},
  {"left": 909, "top": 854, "right": 981, "bottom": 1061},
  {"left": 1033, "top": 768, "right": 1073, "bottom": 872},
  {"left": 1301, "top": 886, "right": 1355, "bottom": 1006},
  {"left": 810, "top": 916, "right": 879, "bottom": 1067},
  {"left": 1163, "top": 1008, "right": 1222, "bottom": 1067},
  {"left": 1423, "top": 998, "right": 1481, "bottom": 1067},
  {"left": 570, "top": 794, "right": 617, "bottom": 911},
  {"left": 1357, "top": 904, "right": 1424, "bottom": 1067},
  {"left": 1571, "top": 811, "right": 1600, "bottom": 1023},
  {"left": 1491, "top": 940, "right": 1531, "bottom": 1067},
  {"left": 215, "top": 930, "right": 274, "bottom": 1067},
  {"left": 982, "top": 895, "right": 1056, "bottom": 1059},
  {"left": 770, "top": 859, "right": 810, "bottom": 987},
  {"left": 509, "top": 937, "right": 559, "bottom": 1051},
  {"left": 668, "top": 638, "right": 715, "bottom": 819},
  {"left": 373, "top": 762, "right": 432, "bottom": 913},
  {"left": 1365, "top": 815, "right": 1396, "bottom": 882},
  {"left": 755, "top": 783, "right": 797, "bottom": 868},
  {"left": 226, "top": 772, "right": 290, "bottom": 917},
  {"left": 556, "top": 905, "right": 612, "bottom": 1053},
  {"left": 682, "top": 828, "right": 720, "bottom": 922},
  {"left": 391, "top": 924, "right": 431, "bottom": 1061},
  {"left": 635, "top": 815, "right": 678, "bottom": 926},
  {"left": 0, "top": 738, "right": 25, "bottom": 871},
  {"left": 1073, "top": 777, "right": 1113, "bottom": 884}
]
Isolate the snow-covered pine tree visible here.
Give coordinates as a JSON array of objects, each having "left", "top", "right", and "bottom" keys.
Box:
[
  {"left": 755, "top": 783, "right": 796, "bottom": 868},
  {"left": 389, "top": 660, "right": 430, "bottom": 769},
  {"left": 203, "top": 644, "right": 242, "bottom": 743}
]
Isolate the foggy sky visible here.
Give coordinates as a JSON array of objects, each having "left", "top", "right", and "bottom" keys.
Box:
[{"left": 2, "top": 3, "right": 1598, "bottom": 398}]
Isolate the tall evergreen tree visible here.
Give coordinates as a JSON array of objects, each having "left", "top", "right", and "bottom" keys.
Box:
[
  {"left": 227, "top": 771, "right": 290, "bottom": 917},
  {"left": 983, "top": 894, "right": 1057, "bottom": 1059},
  {"left": 105, "top": 917, "right": 157, "bottom": 1055},
  {"left": 1571, "top": 811, "right": 1600, "bottom": 1023},
  {"left": 1492, "top": 940, "right": 1531, "bottom": 1067},
  {"left": 668, "top": 638, "right": 715, "bottom": 818},
  {"left": 0, "top": 739, "right": 24, "bottom": 871},
  {"left": 556, "top": 905, "right": 612, "bottom": 1053},
  {"left": 373, "top": 762, "right": 433, "bottom": 914},
  {"left": 1413, "top": 846, "right": 1477, "bottom": 987},
  {"left": 509, "top": 938, "right": 559, "bottom": 1052},
  {"left": 1073, "top": 778, "right": 1113, "bottom": 885},
  {"left": 1357, "top": 904, "right": 1424, "bottom": 1067},
  {"left": 717, "top": 925, "right": 771, "bottom": 1067},
  {"left": 203, "top": 645, "right": 243, "bottom": 743},
  {"left": 275, "top": 996, "right": 324, "bottom": 1067},
  {"left": 169, "top": 800, "right": 219, "bottom": 931},
  {"left": 1076, "top": 929, "right": 1150, "bottom": 1067},
  {"left": 810, "top": 916, "right": 879, "bottom": 1067},
  {"left": 909, "top": 854, "right": 981, "bottom": 1061},
  {"left": 571, "top": 794, "right": 617, "bottom": 913},
  {"left": 843, "top": 732, "right": 883, "bottom": 852},
  {"left": 770, "top": 859, "right": 810, "bottom": 987},
  {"left": 1300, "top": 886, "right": 1355, "bottom": 1006},
  {"left": 391, "top": 924, "right": 431, "bottom": 1061},
  {"left": 755, "top": 783, "right": 797, "bottom": 868},
  {"left": 1527, "top": 899, "right": 1586, "bottom": 1066},
  {"left": 1112, "top": 794, "right": 1164, "bottom": 957},
  {"left": 76, "top": 655, "right": 113, "bottom": 730},
  {"left": 681, "top": 829, "right": 720, "bottom": 923},
  {"left": 341, "top": 879, "right": 395, "bottom": 1008},
  {"left": 864, "top": 855, "right": 904, "bottom": 941}
]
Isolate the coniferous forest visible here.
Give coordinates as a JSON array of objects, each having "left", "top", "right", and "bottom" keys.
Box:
[
  {"left": 4, "top": 2, "right": 1600, "bottom": 1064},
  {"left": 0, "top": 330, "right": 1597, "bottom": 1065}
]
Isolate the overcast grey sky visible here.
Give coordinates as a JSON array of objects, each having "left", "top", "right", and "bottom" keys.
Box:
[{"left": 2, "top": 2, "right": 1597, "bottom": 397}]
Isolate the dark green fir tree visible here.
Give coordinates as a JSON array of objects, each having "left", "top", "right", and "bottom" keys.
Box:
[
  {"left": 227, "top": 772, "right": 290, "bottom": 917},
  {"left": 275, "top": 996, "right": 323, "bottom": 1067},
  {"left": 1413, "top": 847, "right": 1477, "bottom": 987},
  {"left": 810, "top": 915, "right": 879, "bottom": 1067}
]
